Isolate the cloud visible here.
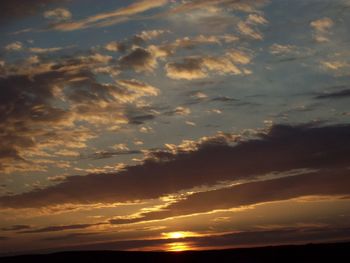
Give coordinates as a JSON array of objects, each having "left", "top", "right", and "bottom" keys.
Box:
[
  {"left": 316, "top": 88, "right": 350, "bottom": 99},
  {"left": 1, "top": 225, "right": 31, "bottom": 231},
  {"left": 117, "top": 79, "right": 159, "bottom": 97},
  {"left": 166, "top": 57, "right": 207, "bottom": 80},
  {"left": 41, "top": 232, "right": 97, "bottom": 241},
  {"left": 237, "top": 20, "right": 263, "bottom": 40},
  {"left": 269, "top": 44, "right": 298, "bottom": 56},
  {"left": 0, "top": 51, "right": 159, "bottom": 174},
  {"left": 105, "top": 41, "right": 128, "bottom": 52},
  {"left": 104, "top": 30, "right": 168, "bottom": 53},
  {"left": 1, "top": 124, "right": 350, "bottom": 208},
  {"left": 43, "top": 8, "right": 72, "bottom": 21},
  {"left": 135, "top": 30, "right": 168, "bottom": 41},
  {"left": 310, "top": 17, "right": 334, "bottom": 32},
  {"left": 88, "top": 149, "right": 142, "bottom": 160},
  {"left": 211, "top": 96, "right": 237, "bottom": 102},
  {"left": 20, "top": 223, "right": 103, "bottom": 234},
  {"left": 310, "top": 17, "right": 334, "bottom": 43},
  {"left": 110, "top": 168, "right": 350, "bottom": 224},
  {"left": 3, "top": 42, "right": 73, "bottom": 54},
  {"left": 47, "top": 175, "right": 67, "bottom": 182},
  {"left": 28, "top": 46, "right": 66, "bottom": 54},
  {"left": 51, "top": 0, "right": 168, "bottom": 31},
  {"left": 320, "top": 60, "right": 350, "bottom": 76},
  {"left": 246, "top": 14, "right": 268, "bottom": 25},
  {"left": 0, "top": 0, "right": 66, "bottom": 23},
  {"left": 164, "top": 106, "right": 192, "bottom": 116},
  {"left": 165, "top": 50, "right": 251, "bottom": 80},
  {"left": 119, "top": 48, "right": 157, "bottom": 72},
  {"left": 170, "top": 35, "right": 227, "bottom": 50},
  {"left": 4, "top": 41, "right": 23, "bottom": 52},
  {"left": 168, "top": 0, "right": 268, "bottom": 15},
  {"left": 127, "top": 113, "right": 156, "bottom": 125}
]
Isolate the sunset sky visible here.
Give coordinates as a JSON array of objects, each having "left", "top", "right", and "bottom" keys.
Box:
[{"left": 1, "top": 0, "right": 350, "bottom": 255}]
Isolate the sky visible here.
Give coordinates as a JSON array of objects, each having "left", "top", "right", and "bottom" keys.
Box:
[{"left": 1, "top": 0, "right": 350, "bottom": 255}]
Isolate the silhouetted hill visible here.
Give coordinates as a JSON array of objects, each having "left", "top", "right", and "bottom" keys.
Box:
[{"left": 1, "top": 242, "right": 350, "bottom": 263}]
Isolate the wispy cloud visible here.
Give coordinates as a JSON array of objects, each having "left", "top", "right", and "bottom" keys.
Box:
[{"left": 51, "top": 0, "right": 168, "bottom": 31}]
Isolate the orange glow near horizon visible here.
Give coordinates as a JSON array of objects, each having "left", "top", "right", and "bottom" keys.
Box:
[
  {"left": 162, "top": 231, "right": 200, "bottom": 239},
  {"left": 166, "top": 242, "right": 192, "bottom": 252}
]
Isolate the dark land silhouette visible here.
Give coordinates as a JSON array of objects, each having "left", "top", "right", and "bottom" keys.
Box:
[{"left": 1, "top": 241, "right": 349, "bottom": 263}]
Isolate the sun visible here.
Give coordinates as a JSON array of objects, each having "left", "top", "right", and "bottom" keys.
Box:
[
  {"left": 167, "top": 232, "right": 186, "bottom": 239},
  {"left": 162, "top": 231, "right": 199, "bottom": 239},
  {"left": 161, "top": 231, "right": 201, "bottom": 251}
]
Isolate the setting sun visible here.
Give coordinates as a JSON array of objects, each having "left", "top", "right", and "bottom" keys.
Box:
[{"left": 162, "top": 231, "right": 199, "bottom": 239}]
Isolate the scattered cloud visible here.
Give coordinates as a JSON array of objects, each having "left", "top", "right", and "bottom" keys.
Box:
[
  {"left": 28, "top": 46, "right": 66, "bottom": 53},
  {"left": 165, "top": 49, "right": 251, "bottom": 80},
  {"left": 269, "top": 44, "right": 297, "bottom": 55},
  {"left": 0, "top": 49, "right": 159, "bottom": 174},
  {"left": 166, "top": 57, "right": 207, "bottom": 80},
  {"left": 135, "top": 29, "right": 168, "bottom": 41},
  {"left": 119, "top": 47, "right": 157, "bottom": 72},
  {"left": 4, "top": 41, "right": 23, "bottom": 51},
  {"left": 237, "top": 20, "right": 264, "bottom": 40},
  {"left": 44, "top": 8, "right": 72, "bottom": 21},
  {"left": 310, "top": 17, "right": 334, "bottom": 43},
  {"left": 320, "top": 60, "right": 350, "bottom": 76},
  {"left": 165, "top": 106, "right": 192, "bottom": 116},
  {"left": 105, "top": 41, "right": 127, "bottom": 52}
]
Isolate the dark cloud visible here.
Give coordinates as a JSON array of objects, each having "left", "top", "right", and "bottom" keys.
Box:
[
  {"left": 128, "top": 114, "right": 156, "bottom": 125},
  {"left": 88, "top": 149, "right": 142, "bottom": 160},
  {"left": 187, "top": 226, "right": 350, "bottom": 249},
  {"left": 165, "top": 57, "right": 205, "bottom": 80},
  {"left": 316, "top": 89, "right": 350, "bottom": 99},
  {"left": 119, "top": 48, "right": 156, "bottom": 72},
  {"left": 42, "top": 232, "right": 98, "bottom": 241},
  {"left": 110, "top": 168, "right": 350, "bottom": 224},
  {"left": 1, "top": 225, "right": 31, "bottom": 231},
  {"left": 1, "top": 123, "right": 350, "bottom": 208},
  {"left": 0, "top": 71, "right": 71, "bottom": 173},
  {"left": 211, "top": 96, "right": 238, "bottom": 102},
  {"left": 0, "top": 0, "right": 67, "bottom": 24},
  {"left": 20, "top": 223, "right": 103, "bottom": 234}
]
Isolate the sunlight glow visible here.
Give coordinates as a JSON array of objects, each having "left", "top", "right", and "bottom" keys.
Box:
[
  {"left": 166, "top": 242, "right": 192, "bottom": 252},
  {"left": 162, "top": 231, "right": 199, "bottom": 239}
]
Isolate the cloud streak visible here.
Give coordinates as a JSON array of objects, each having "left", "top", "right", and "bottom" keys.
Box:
[
  {"left": 1, "top": 123, "right": 350, "bottom": 208},
  {"left": 110, "top": 168, "right": 350, "bottom": 224},
  {"left": 51, "top": 0, "right": 167, "bottom": 31}
]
